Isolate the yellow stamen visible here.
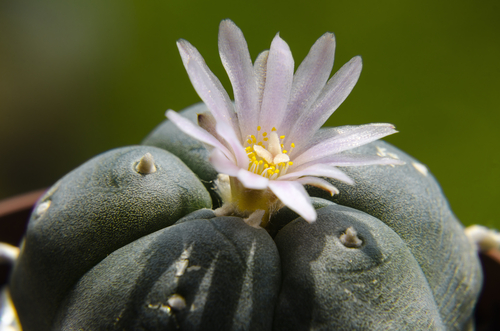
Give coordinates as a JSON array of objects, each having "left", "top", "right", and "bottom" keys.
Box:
[{"left": 245, "top": 126, "right": 296, "bottom": 180}]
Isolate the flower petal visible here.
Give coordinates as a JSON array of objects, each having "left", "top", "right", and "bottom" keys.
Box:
[
  {"left": 295, "top": 176, "right": 339, "bottom": 195},
  {"left": 218, "top": 20, "right": 259, "bottom": 138},
  {"left": 237, "top": 169, "right": 269, "bottom": 190},
  {"left": 268, "top": 180, "right": 317, "bottom": 223},
  {"left": 293, "top": 153, "right": 405, "bottom": 171},
  {"left": 166, "top": 110, "right": 235, "bottom": 163},
  {"left": 215, "top": 120, "right": 248, "bottom": 168},
  {"left": 209, "top": 149, "right": 240, "bottom": 176},
  {"left": 259, "top": 34, "right": 294, "bottom": 133},
  {"left": 281, "top": 32, "right": 336, "bottom": 135},
  {"left": 287, "top": 56, "right": 362, "bottom": 145},
  {"left": 197, "top": 112, "right": 221, "bottom": 140},
  {"left": 177, "top": 39, "right": 241, "bottom": 138},
  {"left": 254, "top": 50, "right": 269, "bottom": 109},
  {"left": 278, "top": 164, "right": 354, "bottom": 185},
  {"left": 293, "top": 123, "right": 398, "bottom": 166}
]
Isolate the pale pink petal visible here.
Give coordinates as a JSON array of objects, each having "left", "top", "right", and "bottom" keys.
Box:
[
  {"left": 166, "top": 110, "right": 235, "bottom": 163},
  {"left": 287, "top": 56, "right": 362, "bottom": 145},
  {"left": 209, "top": 149, "right": 240, "bottom": 176},
  {"left": 293, "top": 123, "right": 397, "bottom": 166},
  {"left": 293, "top": 153, "right": 405, "bottom": 171},
  {"left": 177, "top": 39, "right": 241, "bottom": 138},
  {"left": 281, "top": 33, "right": 336, "bottom": 135},
  {"left": 258, "top": 34, "right": 294, "bottom": 133},
  {"left": 197, "top": 112, "right": 221, "bottom": 140},
  {"left": 278, "top": 164, "right": 354, "bottom": 185},
  {"left": 215, "top": 120, "right": 248, "bottom": 168},
  {"left": 218, "top": 20, "right": 259, "bottom": 137},
  {"left": 254, "top": 50, "right": 269, "bottom": 109},
  {"left": 237, "top": 169, "right": 269, "bottom": 190},
  {"left": 295, "top": 177, "right": 339, "bottom": 195},
  {"left": 290, "top": 126, "right": 339, "bottom": 157},
  {"left": 268, "top": 181, "right": 317, "bottom": 223}
]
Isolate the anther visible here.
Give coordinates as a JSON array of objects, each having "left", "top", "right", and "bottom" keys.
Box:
[{"left": 272, "top": 127, "right": 277, "bottom": 131}]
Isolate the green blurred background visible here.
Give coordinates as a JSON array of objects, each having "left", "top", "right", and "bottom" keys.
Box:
[{"left": 1, "top": 0, "right": 499, "bottom": 228}]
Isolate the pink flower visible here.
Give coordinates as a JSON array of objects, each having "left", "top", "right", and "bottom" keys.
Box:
[{"left": 166, "top": 20, "right": 401, "bottom": 225}]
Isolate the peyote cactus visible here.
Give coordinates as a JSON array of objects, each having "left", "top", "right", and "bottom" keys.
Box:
[{"left": 8, "top": 19, "right": 482, "bottom": 330}]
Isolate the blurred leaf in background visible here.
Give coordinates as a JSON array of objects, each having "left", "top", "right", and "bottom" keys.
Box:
[{"left": 1, "top": 0, "right": 499, "bottom": 228}]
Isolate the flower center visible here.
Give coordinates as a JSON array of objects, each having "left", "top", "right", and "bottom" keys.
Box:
[{"left": 244, "top": 126, "right": 295, "bottom": 180}]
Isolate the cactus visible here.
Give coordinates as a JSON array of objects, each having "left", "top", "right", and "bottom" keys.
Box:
[{"left": 8, "top": 103, "right": 482, "bottom": 330}]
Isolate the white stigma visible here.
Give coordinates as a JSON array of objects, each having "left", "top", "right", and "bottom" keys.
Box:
[
  {"left": 267, "top": 131, "right": 281, "bottom": 156},
  {"left": 273, "top": 153, "right": 290, "bottom": 164},
  {"left": 253, "top": 145, "right": 273, "bottom": 164},
  {"left": 244, "top": 126, "right": 295, "bottom": 179}
]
